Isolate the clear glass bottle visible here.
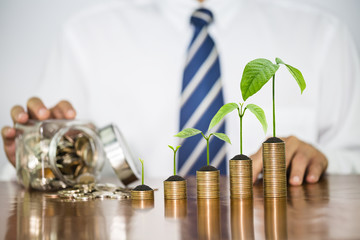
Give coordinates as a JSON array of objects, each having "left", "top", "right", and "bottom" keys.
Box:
[{"left": 15, "top": 120, "right": 105, "bottom": 191}]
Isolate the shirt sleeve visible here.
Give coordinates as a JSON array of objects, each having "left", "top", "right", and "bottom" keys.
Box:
[
  {"left": 37, "top": 23, "right": 90, "bottom": 119},
  {"left": 316, "top": 20, "right": 360, "bottom": 174}
]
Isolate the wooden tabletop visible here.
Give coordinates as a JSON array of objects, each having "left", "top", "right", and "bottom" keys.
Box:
[{"left": 1, "top": 175, "right": 359, "bottom": 240}]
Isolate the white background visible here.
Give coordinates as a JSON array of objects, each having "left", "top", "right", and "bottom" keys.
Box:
[{"left": 0, "top": 0, "right": 360, "bottom": 178}]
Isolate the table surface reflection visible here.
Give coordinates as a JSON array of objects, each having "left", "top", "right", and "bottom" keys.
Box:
[{"left": 1, "top": 175, "right": 360, "bottom": 240}]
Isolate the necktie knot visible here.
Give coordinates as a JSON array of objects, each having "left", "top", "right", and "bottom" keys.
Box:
[{"left": 190, "top": 8, "right": 213, "bottom": 28}]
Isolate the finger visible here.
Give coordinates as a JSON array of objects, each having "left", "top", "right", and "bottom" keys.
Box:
[
  {"left": 289, "top": 150, "right": 311, "bottom": 186},
  {"left": 283, "top": 136, "right": 300, "bottom": 168},
  {"left": 27, "top": 97, "right": 51, "bottom": 120},
  {"left": 50, "top": 100, "right": 76, "bottom": 119},
  {"left": 306, "top": 155, "right": 327, "bottom": 183},
  {"left": 250, "top": 147, "right": 263, "bottom": 183},
  {"left": 10, "top": 105, "right": 29, "bottom": 124},
  {"left": 1, "top": 126, "right": 16, "bottom": 166}
]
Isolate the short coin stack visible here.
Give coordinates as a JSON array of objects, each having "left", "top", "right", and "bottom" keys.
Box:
[
  {"left": 56, "top": 183, "right": 131, "bottom": 201},
  {"left": 262, "top": 141, "right": 287, "bottom": 198},
  {"left": 164, "top": 180, "right": 187, "bottom": 200},
  {"left": 131, "top": 190, "right": 154, "bottom": 200},
  {"left": 197, "top": 168, "right": 220, "bottom": 199},
  {"left": 229, "top": 158, "right": 253, "bottom": 198}
]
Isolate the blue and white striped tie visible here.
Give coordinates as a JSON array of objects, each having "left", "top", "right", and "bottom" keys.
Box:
[{"left": 178, "top": 8, "right": 227, "bottom": 176}]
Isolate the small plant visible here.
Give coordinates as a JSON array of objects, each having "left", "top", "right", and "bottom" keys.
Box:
[
  {"left": 139, "top": 158, "right": 144, "bottom": 185},
  {"left": 240, "top": 58, "right": 306, "bottom": 137},
  {"left": 168, "top": 145, "right": 181, "bottom": 176},
  {"left": 209, "top": 102, "right": 267, "bottom": 155},
  {"left": 174, "top": 128, "right": 231, "bottom": 166}
]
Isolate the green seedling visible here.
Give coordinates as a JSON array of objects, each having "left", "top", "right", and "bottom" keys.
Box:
[
  {"left": 174, "top": 128, "right": 231, "bottom": 166},
  {"left": 139, "top": 158, "right": 144, "bottom": 185},
  {"left": 209, "top": 102, "right": 267, "bottom": 155},
  {"left": 240, "top": 58, "right": 306, "bottom": 137},
  {"left": 168, "top": 145, "right": 181, "bottom": 176}
]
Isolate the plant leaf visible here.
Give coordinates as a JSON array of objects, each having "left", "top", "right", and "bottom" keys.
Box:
[
  {"left": 241, "top": 58, "right": 279, "bottom": 101},
  {"left": 245, "top": 104, "right": 268, "bottom": 134},
  {"left": 208, "top": 103, "right": 239, "bottom": 131},
  {"left": 168, "top": 145, "right": 175, "bottom": 151},
  {"left": 139, "top": 158, "right": 144, "bottom": 165},
  {"left": 275, "top": 57, "right": 306, "bottom": 94},
  {"left": 174, "top": 128, "right": 202, "bottom": 138},
  {"left": 175, "top": 145, "right": 181, "bottom": 151},
  {"left": 213, "top": 133, "right": 232, "bottom": 144}
]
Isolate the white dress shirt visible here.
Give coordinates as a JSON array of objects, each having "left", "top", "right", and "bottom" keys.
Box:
[{"left": 34, "top": 0, "right": 360, "bottom": 178}]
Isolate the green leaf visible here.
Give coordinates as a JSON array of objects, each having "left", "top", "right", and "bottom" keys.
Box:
[
  {"left": 175, "top": 145, "right": 181, "bottom": 151},
  {"left": 245, "top": 104, "right": 268, "bottom": 134},
  {"left": 213, "top": 133, "right": 232, "bottom": 144},
  {"left": 276, "top": 58, "right": 306, "bottom": 94},
  {"left": 168, "top": 145, "right": 174, "bottom": 151},
  {"left": 208, "top": 103, "right": 239, "bottom": 131},
  {"left": 174, "top": 128, "right": 202, "bottom": 138},
  {"left": 275, "top": 57, "right": 285, "bottom": 65},
  {"left": 241, "top": 58, "right": 279, "bottom": 101}
]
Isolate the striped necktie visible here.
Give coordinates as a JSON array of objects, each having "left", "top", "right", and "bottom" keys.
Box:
[{"left": 178, "top": 8, "right": 227, "bottom": 176}]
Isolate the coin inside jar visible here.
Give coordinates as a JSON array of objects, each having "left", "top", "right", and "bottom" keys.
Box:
[{"left": 55, "top": 131, "right": 97, "bottom": 185}]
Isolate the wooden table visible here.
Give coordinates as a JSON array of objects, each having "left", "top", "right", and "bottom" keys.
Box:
[{"left": 0, "top": 175, "right": 359, "bottom": 239}]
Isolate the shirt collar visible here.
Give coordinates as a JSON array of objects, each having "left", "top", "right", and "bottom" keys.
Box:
[{"left": 156, "top": 0, "right": 243, "bottom": 32}]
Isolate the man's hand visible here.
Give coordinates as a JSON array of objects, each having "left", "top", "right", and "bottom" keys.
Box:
[
  {"left": 1, "top": 97, "right": 76, "bottom": 167},
  {"left": 251, "top": 136, "right": 328, "bottom": 186}
]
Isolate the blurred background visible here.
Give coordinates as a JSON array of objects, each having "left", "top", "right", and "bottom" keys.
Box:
[{"left": 0, "top": 0, "right": 360, "bottom": 179}]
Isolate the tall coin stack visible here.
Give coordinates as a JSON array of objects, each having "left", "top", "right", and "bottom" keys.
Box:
[
  {"left": 164, "top": 180, "right": 187, "bottom": 200},
  {"left": 262, "top": 139, "right": 287, "bottom": 198},
  {"left": 197, "top": 167, "right": 220, "bottom": 199},
  {"left": 230, "top": 156, "right": 253, "bottom": 199}
]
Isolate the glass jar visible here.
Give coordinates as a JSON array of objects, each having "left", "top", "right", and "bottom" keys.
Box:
[{"left": 15, "top": 120, "right": 106, "bottom": 191}]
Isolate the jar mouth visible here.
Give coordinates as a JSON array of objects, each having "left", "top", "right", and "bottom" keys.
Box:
[{"left": 49, "top": 125, "right": 105, "bottom": 186}]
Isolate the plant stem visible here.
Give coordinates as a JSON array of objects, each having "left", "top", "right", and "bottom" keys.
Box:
[
  {"left": 272, "top": 74, "right": 276, "bottom": 137},
  {"left": 206, "top": 137, "right": 210, "bottom": 166},
  {"left": 240, "top": 116, "right": 243, "bottom": 154},
  {"left": 173, "top": 151, "right": 176, "bottom": 175},
  {"left": 238, "top": 105, "right": 243, "bottom": 155},
  {"left": 142, "top": 162, "right": 144, "bottom": 185}
]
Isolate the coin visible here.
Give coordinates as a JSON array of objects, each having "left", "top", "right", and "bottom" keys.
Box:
[
  {"left": 164, "top": 180, "right": 187, "bottom": 200},
  {"left": 230, "top": 159, "right": 253, "bottom": 199},
  {"left": 262, "top": 142, "right": 287, "bottom": 198},
  {"left": 196, "top": 170, "right": 220, "bottom": 199}
]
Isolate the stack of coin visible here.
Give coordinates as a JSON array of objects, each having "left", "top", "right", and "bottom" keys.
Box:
[
  {"left": 164, "top": 180, "right": 187, "bottom": 200},
  {"left": 56, "top": 183, "right": 131, "bottom": 201},
  {"left": 131, "top": 189, "right": 154, "bottom": 200},
  {"left": 230, "top": 159, "right": 253, "bottom": 198},
  {"left": 164, "top": 199, "right": 187, "bottom": 218},
  {"left": 196, "top": 169, "right": 220, "bottom": 199},
  {"left": 262, "top": 141, "right": 287, "bottom": 198}
]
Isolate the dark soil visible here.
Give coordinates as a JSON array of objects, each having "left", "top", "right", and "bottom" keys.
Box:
[
  {"left": 165, "top": 175, "right": 185, "bottom": 181},
  {"left": 133, "top": 184, "right": 153, "bottom": 191},
  {"left": 231, "top": 154, "right": 251, "bottom": 160},
  {"left": 198, "top": 165, "right": 218, "bottom": 171},
  {"left": 264, "top": 137, "right": 284, "bottom": 143}
]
